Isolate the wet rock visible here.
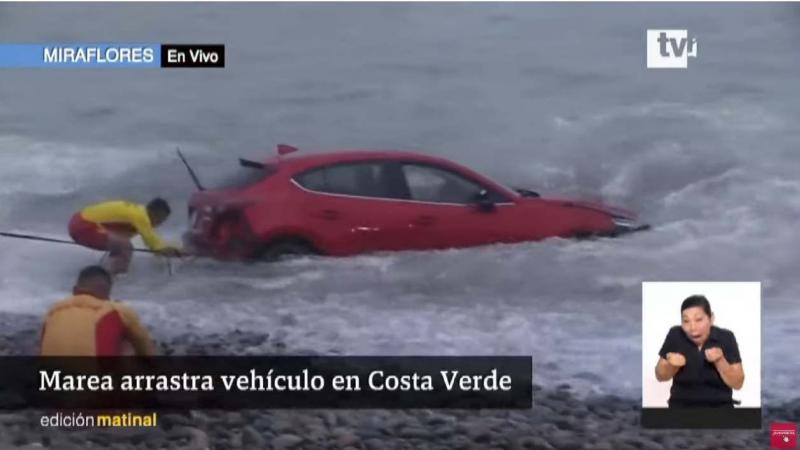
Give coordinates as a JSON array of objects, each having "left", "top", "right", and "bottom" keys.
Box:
[
  {"left": 398, "top": 426, "right": 430, "bottom": 439},
  {"left": 364, "top": 438, "right": 388, "bottom": 450},
  {"left": 335, "top": 412, "right": 356, "bottom": 427},
  {"left": 169, "top": 426, "right": 209, "bottom": 450},
  {"left": 594, "top": 409, "right": 615, "bottom": 421},
  {"left": 251, "top": 413, "right": 273, "bottom": 432},
  {"left": 480, "top": 417, "right": 508, "bottom": 431},
  {"left": 570, "top": 405, "right": 591, "bottom": 419},
  {"left": 387, "top": 417, "right": 410, "bottom": 431},
  {"left": 188, "top": 410, "right": 212, "bottom": 428},
  {"left": 227, "top": 430, "right": 243, "bottom": 448},
  {"left": 279, "top": 314, "right": 298, "bottom": 327},
  {"left": 270, "top": 418, "right": 295, "bottom": 433},
  {"left": 425, "top": 413, "right": 455, "bottom": 427},
  {"left": 513, "top": 437, "right": 555, "bottom": 450},
  {"left": 432, "top": 425, "right": 456, "bottom": 438},
  {"left": 534, "top": 423, "right": 559, "bottom": 436},
  {"left": 621, "top": 435, "right": 664, "bottom": 450},
  {"left": 304, "top": 425, "right": 327, "bottom": 443},
  {"left": 11, "top": 433, "right": 28, "bottom": 447},
  {"left": 272, "top": 433, "right": 303, "bottom": 449},
  {"left": 467, "top": 425, "right": 492, "bottom": 443},
  {"left": 86, "top": 432, "right": 116, "bottom": 448},
  {"left": 553, "top": 417, "right": 577, "bottom": 431},
  {"left": 606, "top": 440, "right": 638, "bottom": 450},
  {"left": 323, "top": 411, "right": 339, "bottom": 428},
  {"left": 547, "top": 431, "right": 579, "bottom": 450},
  {"left": 225, "top": 411, "right": 243, "bottom": 424},
  {"left": 161, "top": 413, "right": 193, "bottom": 427},
  {"left": 572, "top": 371, "right": 604, "bottom": 383},
  {"left": 299, "top": 415, "right": 326, "bottom": 431},
  {"left": 0, "top": 413, "right": 30, "bottom": 426},
  {"left": 188, "top": 429, "right": 211, "bottom": 450},
  {"left": 241, "top": 410, "right": 263, "bottom": 422},
  {"left": 242, "top": 425, "right": 265, "bottom": 448},
  {"left": 587, "top": 443, "right": 613, "bottom": 450},
  {"left": 509, "top": 411, "right": 535, "bottom": 423},
  {"left": 332, "top": 428, "right": 360, "bottom": 447},
  {"left": 142, "top": 430, "right": 170, "bottom": 447},
  {"left": 447, "top": 435, "right": 474, "bottom": 449}
]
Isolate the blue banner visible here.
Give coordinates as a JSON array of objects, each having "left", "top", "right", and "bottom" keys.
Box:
[{"left": 0, "top": 44, "right": 161, "bottom": 68}]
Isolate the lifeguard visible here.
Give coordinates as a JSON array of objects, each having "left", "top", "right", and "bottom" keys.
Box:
[{"left": 68, "top": 198, "right": 183, "bottom": 275}]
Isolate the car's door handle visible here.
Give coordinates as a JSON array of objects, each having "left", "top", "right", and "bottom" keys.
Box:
[
  {"left": 315, "top": 209, "right": 341, "bottom": 220},
  {"left": 412, "top": 215, "right": 436, "bottom": 226}
]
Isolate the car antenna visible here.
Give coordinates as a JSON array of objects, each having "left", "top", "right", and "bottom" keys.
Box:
[{"left": 176, "top": 147, "right": 205, "bottom": 191}]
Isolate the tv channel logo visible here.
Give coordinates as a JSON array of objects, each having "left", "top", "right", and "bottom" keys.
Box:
[
  {"left": 771, "top": 423, "right": 798, "bottom": 449},
  {"left": 646, "top": 29, "right": 698, "bottom": 69}
]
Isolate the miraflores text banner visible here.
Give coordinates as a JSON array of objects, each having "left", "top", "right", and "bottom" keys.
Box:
[{"left": 0, "top": 44, "right": 224, "bottom": 68}]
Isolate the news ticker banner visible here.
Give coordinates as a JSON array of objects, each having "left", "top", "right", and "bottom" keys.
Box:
[
  {"left": 0, "top": 44, "right": 224, "bottom": 68},
  {"left": 0, "top": 356, "right": 532, "bottom": 409}
]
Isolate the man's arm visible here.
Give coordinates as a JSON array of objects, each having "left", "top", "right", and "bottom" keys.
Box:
[
  {"left": 715, "top": 359, "right": 745, "bottom": 390},
  {"left": 130, "top": 209, "right": 183, "bottom": 256},
  {"left": 129, "top": 211, "right": 167, "bottom": 252},
  {"left": 706, "top": 348, "right": 744, "bottom": 389},
  {"left": 655, "top": 353, "right": 685, "bottom": 381},
  {"left": 656, "top": 328, "right": 684, "bottom": 382},
  {"left": 113, "top": 303, "right": 158, "bottom": 356}
]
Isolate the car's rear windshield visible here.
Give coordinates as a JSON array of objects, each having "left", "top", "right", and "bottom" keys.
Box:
[{"left": 213, "top": 163, "right": 277, "bottom": 190}]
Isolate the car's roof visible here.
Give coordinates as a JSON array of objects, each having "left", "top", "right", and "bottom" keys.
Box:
[{"left": 265, "top": 149, "right": 462, "bottom": 172}]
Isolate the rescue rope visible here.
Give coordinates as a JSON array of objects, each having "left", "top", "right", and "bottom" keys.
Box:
[
  {"left": 3, "top": 230, "right": 177, "bottom": 277},
  {"left": 0, "top": 231, "right": 154, "bottom": 253}
]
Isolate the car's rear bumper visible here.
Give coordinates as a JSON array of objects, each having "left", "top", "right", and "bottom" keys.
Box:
[
  {"left": 184, "top": 224, "right": 262, "bottom": 261},
  {"left": 183, "top": 230, "right": 215, "bottom": 257}
]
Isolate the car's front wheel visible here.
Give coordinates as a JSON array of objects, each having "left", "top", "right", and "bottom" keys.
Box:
[{"left": 257, "top": 239, "right": 318, "bottom": 262}]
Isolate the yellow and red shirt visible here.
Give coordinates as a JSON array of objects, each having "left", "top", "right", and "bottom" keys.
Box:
[
  {"left": 79, "top": 200, "right": 167, "bottom": 251},
  {"left": 40, "top": 294, "right": 157, "bottom": 356}
]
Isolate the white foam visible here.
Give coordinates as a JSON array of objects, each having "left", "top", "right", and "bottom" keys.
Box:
[{"left": 0, "top": 134, "right": 166, "bottom": 197}]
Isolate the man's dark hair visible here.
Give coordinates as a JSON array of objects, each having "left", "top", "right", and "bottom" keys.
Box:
[
  {"left": 76, "top": 265, "right": 112, "bottom": 286},
  {"left": 681, "top": 295, "right": 712, "bottom": 317},
  {"left": 147, "top": 197, "right": 171, "bottom": 216}
]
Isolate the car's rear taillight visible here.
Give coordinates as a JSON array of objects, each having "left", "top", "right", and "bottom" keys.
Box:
[{"left": 189, "top": 206, "right": 213, "bottom": 232}]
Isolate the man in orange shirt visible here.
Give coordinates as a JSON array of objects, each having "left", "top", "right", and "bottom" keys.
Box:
[
  {"left": 40, "top": 266, "right": 157, "bottom": 356},
  {"left": 68, "top": 198, "right": 183, "bottom": 275}
]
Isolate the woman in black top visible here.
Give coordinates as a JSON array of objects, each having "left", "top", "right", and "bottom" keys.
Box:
[{"left": 654, "top": 295, "right": 745, "bottom": 408}]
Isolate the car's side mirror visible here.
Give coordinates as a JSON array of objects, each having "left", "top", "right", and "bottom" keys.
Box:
[{"left": 472, "top": 189, "right": 496, "bottom": 212}]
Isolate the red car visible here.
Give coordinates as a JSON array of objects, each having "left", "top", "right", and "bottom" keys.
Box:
[{"left": 183, "top": 145, "right": 647, "bottom": 261}]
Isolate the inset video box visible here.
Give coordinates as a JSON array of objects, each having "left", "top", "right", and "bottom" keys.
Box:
[{"left": 160, "top": 44, "right": 225, "bottom": 68}]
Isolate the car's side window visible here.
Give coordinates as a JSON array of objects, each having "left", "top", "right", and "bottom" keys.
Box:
[
  {"left": 295, "top": 163, "right": 392, "bottom": 199},
  {"left": 401, "top": 164, "right": 486, "bottom": 204},
  {"left": 297, "top": 169, "right": 326, "bottom": 192}
]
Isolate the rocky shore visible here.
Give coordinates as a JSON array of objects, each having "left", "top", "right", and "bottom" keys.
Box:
[{"left": 1, "top": 313, "right": 796, "bottom": 450}]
